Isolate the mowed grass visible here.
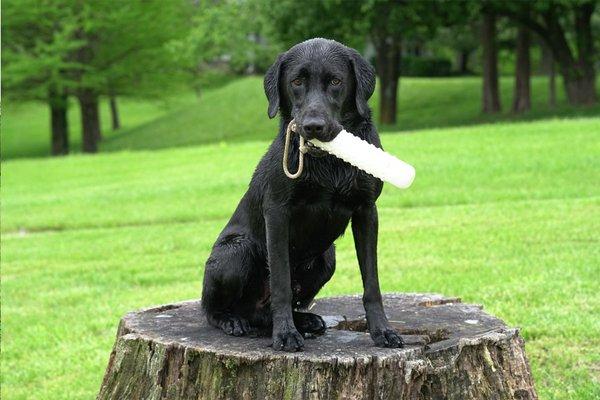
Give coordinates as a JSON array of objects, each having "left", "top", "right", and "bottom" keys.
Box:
[
  {"left": 2, "top": 117, "right": 600, "bottom": 399},
  {"left": 3, "top": 75, "right": 599, "bottom": 159},
  {"left": 1, "top": 94, "right": 192, "bottom": 160}
]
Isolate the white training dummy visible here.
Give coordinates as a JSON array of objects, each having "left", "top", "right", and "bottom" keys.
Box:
[
  {"left": 283, "top": 121, "right": 415, "bottom": 190},
  {"left": 310, "top": 130, "right": 415, "bottom": 189}
]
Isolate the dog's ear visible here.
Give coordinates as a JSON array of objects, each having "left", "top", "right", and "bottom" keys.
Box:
[
  {"left": 349, "top": 49, "right": 376, "bottom": 118},
  {"left": 264, "top": 52, "right": 286, "bottom": 119}
]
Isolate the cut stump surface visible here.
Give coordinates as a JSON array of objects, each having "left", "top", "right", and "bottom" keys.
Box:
[{"left": 98, "top": 293, "right": 537, "bottom": 400}]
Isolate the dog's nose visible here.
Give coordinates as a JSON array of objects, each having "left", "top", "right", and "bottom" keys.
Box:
[{"left": 302, "top": 118, "right": 326, "bottom": 139}]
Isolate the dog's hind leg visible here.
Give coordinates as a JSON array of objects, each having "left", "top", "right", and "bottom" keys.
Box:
[
  {"left": 201, "top": 235, "right": 263, "bottom": 337},
  {"left": 293, "top": 311, "right": 326, "bottom": 335}
]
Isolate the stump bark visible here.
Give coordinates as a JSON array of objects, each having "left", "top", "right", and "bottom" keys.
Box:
[{"left": 98, "top": 294, "right": 537, "bottom": 400}]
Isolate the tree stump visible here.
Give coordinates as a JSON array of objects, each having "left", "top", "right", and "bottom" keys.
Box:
[{"left": 98, "top": 294, "right": 538, "bottom": 400}]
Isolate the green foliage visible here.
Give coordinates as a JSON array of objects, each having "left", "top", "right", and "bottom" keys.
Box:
[
  {"left": 70, "top": 0, "right": 190, "bottom": 98},
  {"left": 1, "top": 0, "right": 190, "bottom": 102},
  {"left": 401, "top": 56, "right": 453, "bottom": 77},
  {"left": 428, "top": 23, "right": 480, "bottom": 73},
  {"left": 2, "top": 118, "right": 599, "bottom": 399},
  {"left": 170, "top": 0, "right": 279, "bottom": 93},
  {"left": 259, "top": 0, "right": 466, "bottom": 52},
  {"left": 257, "top": 0, "right": 367, "bottom": 50},
  {"left": 1, "top": 0, "right": 82, "bottom": 101},
  {"left": 489, "top": 0, "right": 598, "bottom": 62}
]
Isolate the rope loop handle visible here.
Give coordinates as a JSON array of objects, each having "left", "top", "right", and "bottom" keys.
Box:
[{"left": 282, "top": 119, "right": 307, "bottom": 179}]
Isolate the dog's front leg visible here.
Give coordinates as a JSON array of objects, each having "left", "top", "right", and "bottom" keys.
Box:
[
  {"left": 265, "top": 207, "right": 304, "bottom": 351},
  {"left": 352, "top": 204, "right": 403, "bottom": 348}
]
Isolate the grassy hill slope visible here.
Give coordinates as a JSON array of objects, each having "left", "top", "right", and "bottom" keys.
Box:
[
  {"left": 3, "top": 76, "right": 599, "bottom": 159},
  {"left": 2, "top": 118, "right": 599, "bottom": 399}
]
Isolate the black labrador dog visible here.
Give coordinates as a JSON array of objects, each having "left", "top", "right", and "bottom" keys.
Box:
[{"left": 201, "top": 38, "right": 403, "bottom": 351}]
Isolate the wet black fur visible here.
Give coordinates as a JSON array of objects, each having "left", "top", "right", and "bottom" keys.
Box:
[{"left": 201, "top": 38, "right": 403, "bottom": 351}]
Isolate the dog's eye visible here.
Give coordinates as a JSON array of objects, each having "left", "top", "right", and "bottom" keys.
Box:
[
  {"left": 330, "top": 78, "right": 342, "bottom": 86},
  {"left": 291, "top": 78, "right": 303, "bottom": 86}
]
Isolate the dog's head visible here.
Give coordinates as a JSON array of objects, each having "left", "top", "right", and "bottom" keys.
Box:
[{"left": 264, "top": 38, "right": 375, "bottom": 142}]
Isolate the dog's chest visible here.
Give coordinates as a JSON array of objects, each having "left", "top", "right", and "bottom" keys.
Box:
[
  {"left": 286, "top": 154, "right": 380, "bottom": 257},
  {"left": 292, "top": 172, "right": 369, "bottom": 211},
  {"left": 288, "top": 176, "right": 370, "bottom": 258},
  {"left": 290, "top": 172, "right": 376, "bottom": 239},
  {"left": 295, "top": 157, "right": 377, "bottom": 206}
]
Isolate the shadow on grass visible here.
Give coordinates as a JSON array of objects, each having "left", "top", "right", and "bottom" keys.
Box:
[{"left": 378, "top": 103, "right": 600, "bottom": 133}]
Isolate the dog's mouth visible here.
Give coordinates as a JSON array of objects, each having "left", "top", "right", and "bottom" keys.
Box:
[{"left": 303, "top": 141, "right": 328, "bottom": 157}]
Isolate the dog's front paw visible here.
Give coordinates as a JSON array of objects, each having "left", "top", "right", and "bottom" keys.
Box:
[
  {"left": 272, "top": 328, "right": 305, "bottom": 352},
  {"left": 370, "top": 326, "right": 404, "bottom": 348}
]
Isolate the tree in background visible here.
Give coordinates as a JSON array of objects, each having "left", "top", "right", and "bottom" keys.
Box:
[
  {"left": 481, "top": 6, "right": 502, "bottom": 113},
  {"left": 4, "top": 0, "right": 598, "bottom": 159},
  {"left": 342, "top": 0, "right": 464, "bottom": 124},
  {"left": 2, "top": 0, "right": 82, "bottom": 155},
  {"left": 431, "top": 23, "right": 479, "bottom": 75},
  {"left": 513, "top": 19, "right": 531, "bottom": 113},
  {"left": 369, "top": 0, "right": 404, "bottom": 125},
  {"left": 497, "top": 0, "right": 598, "bottom": 105},
  {"left": 540, "top": 40, "right": 558, "bottom": 107},
  {"left": 3, "top": 0, "right": 189, "bottom": 154},
  {"left": 69, "top": 0, "right": 189, "bottom": 152},
  {"left": 170, "top": 0, "right": 279, "bottom": 98}
]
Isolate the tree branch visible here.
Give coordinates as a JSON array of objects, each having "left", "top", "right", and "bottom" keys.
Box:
[{"left": 494, "top": 6, "right": 548, "bottom": 39}]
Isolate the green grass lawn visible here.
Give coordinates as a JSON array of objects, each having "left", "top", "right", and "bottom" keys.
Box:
[
  {"left": 1, "top": 117, "right": 599, "bottom": 399},
  {"left": 1, "top": 94, "right": 192, "bottom": 160},
  {"left": 3, "top": 75, "right": 599, "bottom": 159}
]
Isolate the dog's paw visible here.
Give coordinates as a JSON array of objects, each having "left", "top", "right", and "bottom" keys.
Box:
[
  {"left": 370, "top": 327, "right": 404, "bottom": 348},
  {"left": 221, "top": 316, "right": 252, "bottom": 337},
  {"left": 272, "top": 328, "right": 305, "bottom": 352},
  {"left": 294, "top": 312, "right": 326, "bottom": 335}
]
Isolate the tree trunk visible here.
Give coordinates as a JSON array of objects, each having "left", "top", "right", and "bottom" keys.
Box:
[
  {"left": 481, "top": 10, "right": 502, "bottom": 113},
  {"left": 457, "top": 50, "right": 470, "bottom": 75},
  {"left": 549, "top": 61, "right": 557, "bottom": 107},
  {"left": 496, "top": 1, "right": 596, "bottom": 106},
  {"left": 567, "top": 1, "right": 597, "bottom": 105},
  {"left": 78, "top": 89, "right": 101, "bottom": 153},
  {"left": 73, "top": 26, "right": 102, "bottom": 144},
  {"left": 561, "top": 72, "right": 596, "bottom": 105},
  {"left": 98, "top": 294, "right": 538, "bottom": 400},
  {"left": 542, "top": 2, "right": 596, "bottom": 105},
  {"left": 513, "top": 24, "right": 531, "bottom": 113},
  {"left": 374, "top": 36, "right": 401, "bottom": 125},
  {"left": 541, "top": 42, "right": 557, "bottom": 106},
  {"left": 109, "top": 95, "right": 120, "bottom": 131},
  {"left": 49, "top": 90, "right": 69, "bottom": 156}
]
